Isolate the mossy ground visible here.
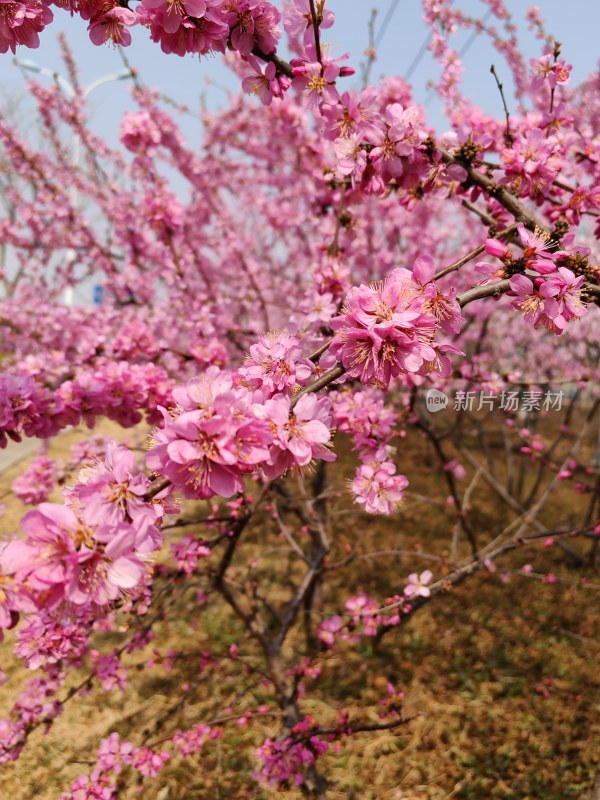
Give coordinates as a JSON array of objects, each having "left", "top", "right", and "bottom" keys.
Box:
[{"left": 0, "top": 416, "right": 598, "bottom": 799}]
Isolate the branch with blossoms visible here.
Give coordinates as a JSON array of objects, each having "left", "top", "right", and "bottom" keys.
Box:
[{"left": 0, "top": 0, "right": 599, "bottom": 796}]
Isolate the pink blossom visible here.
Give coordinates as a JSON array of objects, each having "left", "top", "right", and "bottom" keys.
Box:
[
  {"left": 0, "top": 0, "right": 52, "bottom": 54},
  {"left": 15, "top": 612, "right": 88, "bottom": 669},
  {"left": 96, "top": 732, "right": 136, "bottom": 774},
  {"left": 88, "top": 7, "right": 136, "bottom": 46},
  {"left": 345, "top": 593, "right": 381, "bottom": 635},
  {"left": 171, "top": 534, "right": 212, "bottom": 575},
  {"left": 316, "top": 614, "right": 343, "bottom": 647},
  {"left": 0, "top": 545, "right": 35, "bottom": 639},
  {"left": 66, "top": 527, "right": 147, "bottom": 607},
  {"left": 292, "top": 61, "right": 340, "bottom": 109},
  {"left": 255, "top": 735, "right": 329, "bottom": 788},
  {"left": 517, "top": 224, "right": 557, "bottom": 274},
  {"left": 120, "top": 111, "right": 162, "bottom": 154},
  {"left": 240, "top": 331, "right": 312, "bottom": 397},
  {"left": 539, "top": 267, "right": 586, "bottom": 322},
  {"left": 7, "top": 501, "right": 155, "bottom": 609},
  {"left": 283, "top": 0, "right": 334, "bottom": 46},
  {"left": 508, "top": 274, "right": 565, "bottom": 333},
  {"left": 90, "top": 649, "right": 127, "bottom": 691},
  {"left": 260, "top": 393, "right": 335, "bottom": 478},
  {"left": 131, "top": 746, "right": 170, "bottom": 777},
  {"left": 444, "top": 459, "right": 466, "bottom": 481},
  {"left": 485, "top": 238, "right": 512, "bottom": 260},
  {"left": 137, "top": 0, "right": 229, "bottom": 56},
  {"left": 530, "top": 54, "right": 572, "bottom": 92},
  {"left": 332, "top": 388, "right": 396, "bottom": 451},
  {"left": 172, "top": 723, "right": 212, "bottom": 755},
  {"left": 225, "top": 0, "right": 281, "bottom": 56},
  {"left": 501, "top": 129, "right": 559, "bottom": 197},
  {"left": 147, "top": 369, "right": 272, "bottom": 499},
  {"left": 351, "top": 459, "right": 408, "bottom": 515},
  {"left": 68, "top": 440, "right": 159, "bottom": 533},
  {"left": 242, "top": 59, "right": 281, "bottom": 106},
  {"left": 12, "top": 455, "right": 57, "bottom": 505},
  {"left": 0, "top": 719, "right": 26, "bottom": 764},
  {"left": 403, "top": 569, "right": 433, "bottom": 598},
  {"left": 367, "top": 103, "right": 427, "bottom": 181},
  {"left": 333, "top": 134, "right": 367, "bottom": 184},
  {"left": 330, "top": 268, "right": 461, "bottom": 388}
]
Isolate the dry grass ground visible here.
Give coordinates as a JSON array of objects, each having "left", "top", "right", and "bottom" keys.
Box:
[{"left": 0, "top": 415, "right": 598, "bottom": 799}]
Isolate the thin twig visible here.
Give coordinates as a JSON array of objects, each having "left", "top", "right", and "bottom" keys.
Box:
[{"left": 490, "top": 64, "right": 513, "bottom": 146}]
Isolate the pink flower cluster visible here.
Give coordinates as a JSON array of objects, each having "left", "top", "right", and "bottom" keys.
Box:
[
  {"left": 0, "top": 363, "right": 174, "bottom": 447},
  {"left": 12, "top": 454, "right": 58, "bottom": 505},
  {"left": 330, "top": 258, "right": 464, "bottom": 389},
  {"left": 120, "top": 111, "right": 162, "bottom": 155},
  {"left": 147, "top": 365, "right": 335, "bottom": 498},
  {"left": 0, "top": 0, "right": 52, "bottom": 54},
  {"left": 0, "top": 673, "right": 62, "bottom": 763},
  {"left": 501, "top": 128, "right": 560, "bottom": 198},
  {"left": 171, "top": 534, "right": 212, "bottom": 574},
  {"left": 477, "top": 225, "right": 589, "bottom": 334},
  {"left": 138, "top": 0, "right": 281, "bottom": 58},
  {"left": 282, "top": 0, "right": 334, "bottom": 49},
  {"left": 241, "top": 56, "right": 290, "bottom": 106},
  {"left": 15, "top": 611, "right": 89, "bottom": 670},
  {"left": 332, "top": 388, "right": 397, "bottom": 451},
  {"left": 239, "top": 331, "right": 312, "bottom": 397},
  {"left": 351, "top": 455, "right": 408, "bottom": 515},
  {"left": 0, "top": 442, "right": 169, "bottom": 632},
  {"left": 530, "top": 53, "right": 572, "bottom": 92},
  {"left": 87, "top": 4, "right": 136, "bottom": 47},
  {"left": 255, "top": 733, "right": 329, "bottom": 788},
  {"left": 61, "top": 732, "right": 170, "bottom": 798},
  {"left": 317, "top": 570, "right": 435, "bottom": 651}
]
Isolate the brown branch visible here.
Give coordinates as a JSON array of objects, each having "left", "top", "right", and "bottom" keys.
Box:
[
  {"left": 456, "top": 278, "right": 511, "bottom": 307},
  {"left": 308, "top": 0, "right": 323, "bottom": 64},
  {"left": 291, "top": 364, "right": 346, "bottom": 407},
  {"left": 439, "top": 147, "right": 547, "bottom": 231},
  {"left": 489, "top": 64, "right": 513, "bottom": 146},
  {"left": 252, "top": 46, "right": 294, "bottom": 79}
]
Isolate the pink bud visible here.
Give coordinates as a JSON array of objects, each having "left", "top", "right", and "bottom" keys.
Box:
[{"left": 485, "top": 238, "right": 510, "bottom": 258}]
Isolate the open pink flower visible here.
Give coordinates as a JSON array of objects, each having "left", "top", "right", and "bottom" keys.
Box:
[
  {"left": 147, "top": 370, "right": 272, "bottom": 499},
  {"left": 69, "top": 441, "right": 158, "bottom": 532},
  {"left": 509, "top": 274, "right": 565, "bottom": 333},
  {"left": 65, "top": 526, "right": 146, "bottom": 606},
  {"left": 260, "top": 393, "right": 335, "bottom": 478},
  {"left": 240, "top": 331, "right": 312, "bottom": 398},
  {"left": 292, "top": 61, "right": 340, "bottom": 109},
  {"left": 403, "top": 569, "right": 433, "bottom": 598},
  {"left": 330, "top": 267, "right": 461, "bottom": 388},
  {"left": 351, "top": 459, "right": 408, "bottom": 515},
  {"left": 539, "top": 267, "right": 586, "bottom": 322},
  {"left": 0, "top": 0, "right": 53, "bottom": 54},
  {"left": 88, "top": 6, "right": 136, "bottom": 46}
]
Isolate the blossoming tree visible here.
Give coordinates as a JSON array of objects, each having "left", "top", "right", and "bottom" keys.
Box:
[{"left": 0, "top": 0, "right": 599, "bottom": 796}]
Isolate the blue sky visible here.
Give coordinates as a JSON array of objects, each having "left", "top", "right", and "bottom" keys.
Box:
[{"left": 1, "top": 1, "right": 598, "bottom": 145}]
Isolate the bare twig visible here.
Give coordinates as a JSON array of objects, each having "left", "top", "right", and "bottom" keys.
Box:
[{"left": 490, "top": 64, "right": 513, "bottom": 146}]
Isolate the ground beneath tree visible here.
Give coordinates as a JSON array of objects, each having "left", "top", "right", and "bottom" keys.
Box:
[{"left": 0, "top": 422, "right": 598, "bottom": 799}]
